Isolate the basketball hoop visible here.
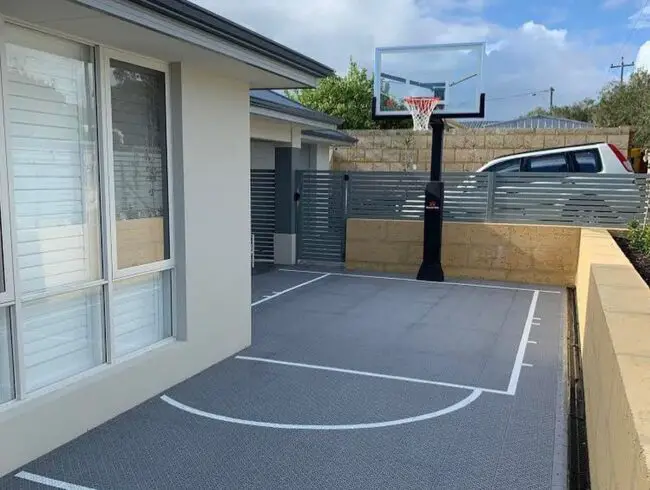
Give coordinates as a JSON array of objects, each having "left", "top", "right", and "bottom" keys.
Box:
[{"left": 403, "top": 96, "right": 440, "bottom": 131}]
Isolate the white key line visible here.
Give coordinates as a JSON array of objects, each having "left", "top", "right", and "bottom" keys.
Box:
[
  {"left": 506, "top": 290, "right": 540, "bottom": 395},
  {"left": 15, "top": 471, "right": 96, "bottom": 490},
  {"left": 278, "top": 269, "right": 561, "bottom": 294},
  {"left": 236, "top": 355, "right": 511, "bottom": 396},
  {"left": 252, "top": 273, "right": 330, "bottom": 307},
  {"left": 522, "top": 363, "right": 534, "bottom": 367},
  {"left": 528, "top": 340, "right": 537, "bottom": 344}
]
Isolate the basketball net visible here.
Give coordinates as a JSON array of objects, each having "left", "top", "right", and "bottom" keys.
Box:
[{"left": 403, "top": 96, "right": 440, "bottom": 132}]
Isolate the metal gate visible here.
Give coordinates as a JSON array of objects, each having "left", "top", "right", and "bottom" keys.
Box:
[
  {"left": 250, "top": 169, "right": 276, "bottom": 263},
  {"left": 296, "top": 171, "right": 347, "bottom": 263}
]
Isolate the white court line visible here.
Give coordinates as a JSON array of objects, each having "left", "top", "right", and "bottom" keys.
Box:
[
  {"left": 252, "top": 273, "right": 330, "bottom": 307},
  {"left": 15, "top": 471, "right": 95, "bottom": 490},
  {"left": 236, "top": 355, "right": 510, "bottom": 396},
  {"left": 278, "top": 269, "right": 561, "bottom": 294},
  {"left": 534, "top": 317, "right": 541, "bottom": 321},
  {"left": 160, "top": 389, "right": 481, "bottom": 430},
  {"left": 506, "top": 290, "right": 540, "bottom": 395},
  {"left": 528, "top": 340, "right": 537, "bottom": 345},
  {"left": 523, "top": 363, "right": 534, "bottom": 367}
]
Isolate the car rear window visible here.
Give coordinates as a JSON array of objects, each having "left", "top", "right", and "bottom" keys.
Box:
[{"left": 573, "top": 149, "right": 602, "bottom": 173}]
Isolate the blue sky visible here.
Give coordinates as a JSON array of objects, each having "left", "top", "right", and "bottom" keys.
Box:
[{"left": 196, "top": 0, "right": 649, "bottom": 120}]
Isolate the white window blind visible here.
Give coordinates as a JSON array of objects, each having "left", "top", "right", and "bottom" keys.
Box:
[
  {"left": 22, "top": 288, "right": 103, "bottom": 393},
  {"left": 113, "top": 272, "right": 171, "bottom": 358},
  {"left": 5, "top": 26, "right": 104, "bottom": 391},
  {"left": 6, "top": 27, "right": 101, "bottom": 293}
]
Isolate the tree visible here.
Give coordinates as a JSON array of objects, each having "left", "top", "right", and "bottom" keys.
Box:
[
  {"left": 526, "top": 98, "right": 597, "bottom": 123},
  {"left": 286, "top": 59, "right": 410, "bottom": 130},
  {"left": 594, "top": 70, "right": 650, "bottom": 146}
]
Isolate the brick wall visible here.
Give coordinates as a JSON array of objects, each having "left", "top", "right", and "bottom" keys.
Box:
[{"left": 333, "top": 127, "right": 633, "bottom": 172}]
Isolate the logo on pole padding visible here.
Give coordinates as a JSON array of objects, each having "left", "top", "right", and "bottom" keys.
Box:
[{"left": 425, "top": 200, "right": 440, "bottom": 210}]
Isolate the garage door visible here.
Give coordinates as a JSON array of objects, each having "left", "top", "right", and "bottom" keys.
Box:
[{"left": 251, "top": 141, "right": 276, "bottom": 263}]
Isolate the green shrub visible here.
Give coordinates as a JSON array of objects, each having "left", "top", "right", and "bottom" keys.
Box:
[{"left": 628, "top": 220, "right": 650, "bottom": 256}]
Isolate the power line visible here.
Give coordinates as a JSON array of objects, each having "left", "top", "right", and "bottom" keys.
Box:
[{"left": 487, "top": 88, "right": 552, "bottom": 102}]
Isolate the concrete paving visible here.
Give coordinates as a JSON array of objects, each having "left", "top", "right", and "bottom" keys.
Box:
[{"left": 1, "top": 269, "right": 567, "bottom": 489}]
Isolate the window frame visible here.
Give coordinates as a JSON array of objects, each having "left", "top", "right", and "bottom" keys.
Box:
[
  {"left": 100, "top": 48, "right": 175, "bottom": 280},
  {"left": 0, "top": 24, "right": 13, "bottom": 308},
  {"left": 522, "top": 152, "right": 571, "bottom": 173}
]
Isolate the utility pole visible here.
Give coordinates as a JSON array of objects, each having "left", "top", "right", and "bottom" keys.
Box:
[
  {"left": 610, "top": 56, "right": 634, "bottom": 84},
  {"left": 549, "top": 87, "right": 555, "bottom": 110}
]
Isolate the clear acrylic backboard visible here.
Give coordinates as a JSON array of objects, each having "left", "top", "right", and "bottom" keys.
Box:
[{"left": 373, "top": 42, "right": 486, "bottom": 119}]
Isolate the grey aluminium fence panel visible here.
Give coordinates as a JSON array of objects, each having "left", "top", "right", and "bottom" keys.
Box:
[
  {"left": 490, "top": 173, "right": 649, "bottom": 227},
  {"left": 250, "top": 170, "right": 276, "bottom": 263},
  {"left": 295, "top": 170, "right": 650, "bottom": 263},
  {"left": 347, "top": 172, "right": 490, "bottom": 222},
  {"left": 297, "top": 171, "right": 347, "bottom": 263}
]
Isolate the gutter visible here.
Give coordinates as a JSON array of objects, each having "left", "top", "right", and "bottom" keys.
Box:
[
  {"left": 302, "top": 130, "right": 357, "bottom": 144},
  {"left": 250, "top": 97, "right": 343, "bottom": 126},
  {"left": 125, "top": 0, "right": 333, "bottom": 78}
]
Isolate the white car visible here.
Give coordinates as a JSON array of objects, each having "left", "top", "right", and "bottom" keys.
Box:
[{"left": 476, "top": 142, "right": 634, "bottom": 174}]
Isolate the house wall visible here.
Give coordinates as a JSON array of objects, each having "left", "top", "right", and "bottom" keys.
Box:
[
  {"left": 0, "top": 61, "right": 252, "bottom": 476},
  {"left": 250, "top": 115, "right": 292, "bottom": 143},
  {"left": 333, "top": 128, "right": 633, "bottom": 172},
  {"left": 316, "top": 144, "right": 332, "bottom": 170},
  {"left": 251, "top": 140, "right": 276, "bottom": 170}
]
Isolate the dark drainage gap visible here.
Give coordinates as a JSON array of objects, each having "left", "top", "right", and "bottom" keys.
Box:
[{"left": 567, "top": 287, "right": 590, "bottom": 489}]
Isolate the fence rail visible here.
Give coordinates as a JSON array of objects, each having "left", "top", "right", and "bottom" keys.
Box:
[{"left": 296, "top": 170, "right": 650, "bottom": 262}]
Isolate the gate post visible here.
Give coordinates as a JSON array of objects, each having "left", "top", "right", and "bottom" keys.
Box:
[{"left": 274, "top": 147, "right": 300, "bottom": 265}]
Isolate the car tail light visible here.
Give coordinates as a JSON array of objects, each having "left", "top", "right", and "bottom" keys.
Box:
[{"left": 608, "top": 143, "right": 634, "bottom": 172}]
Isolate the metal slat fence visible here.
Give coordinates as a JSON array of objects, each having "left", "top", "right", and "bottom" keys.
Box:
[
  {"left": 295, "top": 170, "right": 650, "bottom": 263},
  {"left": 250, "top": 170, "right": 276, "bottom": 263},
  {"left": 296, "top": 171, "right": 347, "bottom": 263}
]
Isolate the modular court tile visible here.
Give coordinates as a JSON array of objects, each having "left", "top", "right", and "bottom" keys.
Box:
[{"left": 1, "top": 269, "right": 567, "bottom": 490}]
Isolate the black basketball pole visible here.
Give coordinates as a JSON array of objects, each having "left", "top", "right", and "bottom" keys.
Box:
[{"left": 416, "top": 119, "right": 445, "bottom": 282}]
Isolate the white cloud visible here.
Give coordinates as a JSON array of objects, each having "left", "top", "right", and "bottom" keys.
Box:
[
  {"left": 635, "top": 40, "right": 650, "bottom": 71},
  {"left": 193, "top": 0, "right": 622, "bottom": 119}
]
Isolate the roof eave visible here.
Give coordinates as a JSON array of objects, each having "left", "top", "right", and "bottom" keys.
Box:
[
  {"left": 250, "top": 97, "right": 343, "bottom": 127},
  {"left": 121, "top": 0, "right": 334, "bottom": 78}
]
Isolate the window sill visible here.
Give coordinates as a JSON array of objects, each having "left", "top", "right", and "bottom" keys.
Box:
[{"left": 0, "top": 337, "right": 177, "bottom": 415}]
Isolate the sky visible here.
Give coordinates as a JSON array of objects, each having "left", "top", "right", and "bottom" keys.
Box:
[{"left": 194, "top": 0, "right": 650, "bottom": 120}]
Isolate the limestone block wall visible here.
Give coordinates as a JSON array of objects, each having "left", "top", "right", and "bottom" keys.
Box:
[
  {"left": 345, "top": 219, "right": 580, "bottom": 286},
  {"left": 574, "top": 228, "right": 650, "bottom": 490},
  {"left": 333, "top": 128, "right": 633, "bottom": 172}
]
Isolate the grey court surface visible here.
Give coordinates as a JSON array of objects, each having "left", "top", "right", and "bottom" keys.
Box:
[{"left": 2, "top": 269, "right": 567, "bottom": 490}]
